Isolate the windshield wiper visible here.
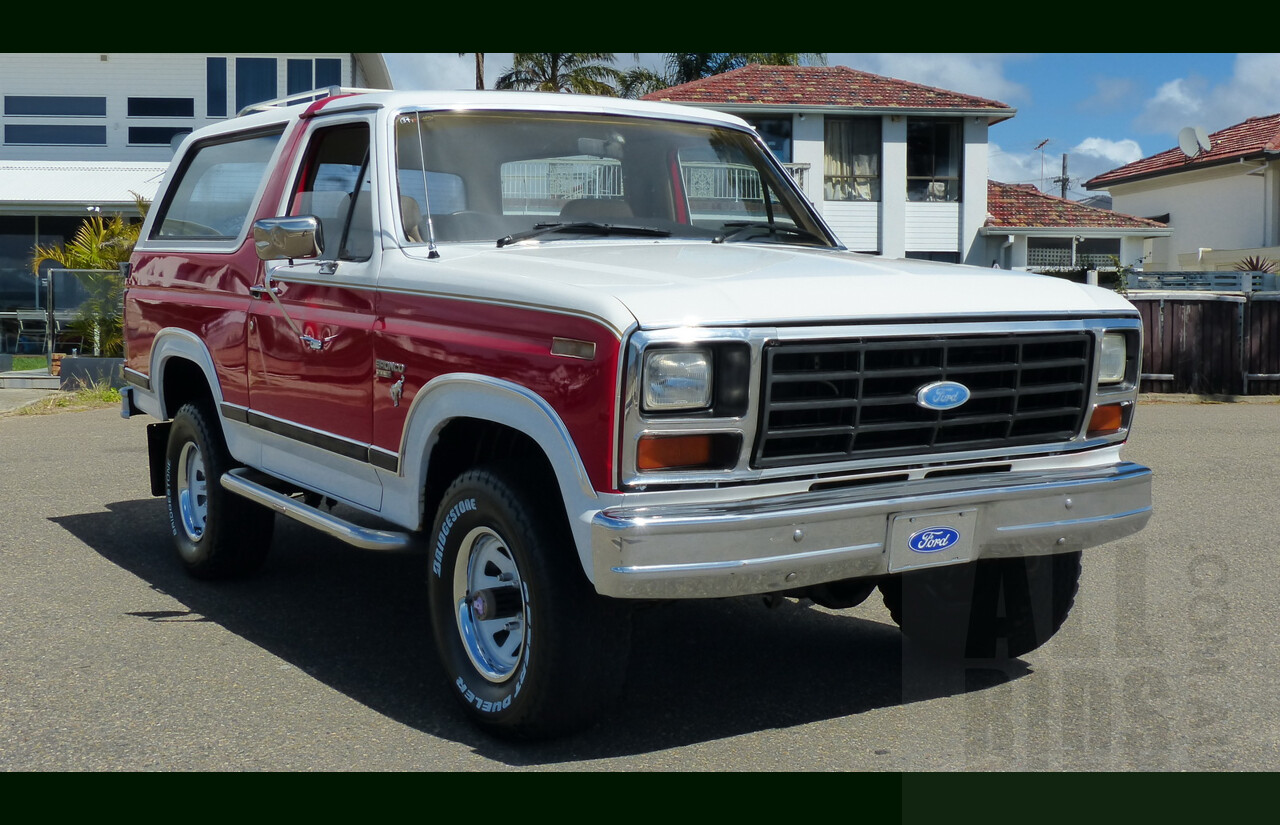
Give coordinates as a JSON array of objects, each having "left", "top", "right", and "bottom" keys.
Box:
[
  {"left": 497, "top": 221, "right": 671, "bottom": 248},
  {"left": 713, "top": 222, "right": 829, "bottom": 246}
]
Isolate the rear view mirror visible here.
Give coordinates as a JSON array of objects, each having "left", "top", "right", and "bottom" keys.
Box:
[{"left": 253, "top": 215, "right": 323, "bottom": 261}]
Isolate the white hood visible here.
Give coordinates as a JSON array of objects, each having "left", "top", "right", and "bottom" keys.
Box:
[{"left": 406, "top": 240, "right": 1139, "bottom": 335}]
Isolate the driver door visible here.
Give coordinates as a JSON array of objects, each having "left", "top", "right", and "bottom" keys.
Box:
[{"left": 247, "top": 118, "right": 381, "bottom": 507}]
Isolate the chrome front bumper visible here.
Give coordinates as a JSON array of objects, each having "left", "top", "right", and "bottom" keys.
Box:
[{"left": 590, "top": 461, "right": 1152, "bottom": 599}]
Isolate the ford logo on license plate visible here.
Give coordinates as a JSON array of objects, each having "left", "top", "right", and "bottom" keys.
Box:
[{"left": 908, "top": 526, "right": 962, "bottom": 553}]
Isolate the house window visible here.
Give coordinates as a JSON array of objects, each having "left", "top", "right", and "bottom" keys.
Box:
[
  {"left": 824, "top": 117, "right": 880, "bottom": 201},
  {"left": 316, "top": 59, "right": 342, "bottom": 89},
  {"left": 744, "top": 117, "right": 792, "bottom": 163},
  {"left": 128, "top": 126, "right": 193, "bottom": 146},
  {"left": 288, "top": 58, "right": 344, "bottom": 96},
  {"left": 4, "top": 96, "right": 105, "bottom": 117},
  {"left": 5, "top": 124, "right": 106, "bottom": 145},
  {"left": 906, "top": 251, "right": 960, "bottom": 263},
  {"left": 207, "top": 57, "right": 228, "bottom": 118},
  {"left": 128, "top": 97, "right": 194, "bottom": 118},
  {"left": 235, "top": 57, "right": 277, "bottom": 114},
  {"left": 907, "top": 119, "right": 961, "bottom": 202},
  {"left": 1027, "top": 237, "right": 1120, "bottom": 270}
]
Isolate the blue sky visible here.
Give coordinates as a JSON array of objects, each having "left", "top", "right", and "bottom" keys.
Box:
[{"left": 383, "top": 53, "right": 1274, "bottom": 201}]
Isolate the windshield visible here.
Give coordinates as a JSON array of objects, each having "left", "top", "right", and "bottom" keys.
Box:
[{"left": 394, "top": 109, "right": 836, "bottom": 248}]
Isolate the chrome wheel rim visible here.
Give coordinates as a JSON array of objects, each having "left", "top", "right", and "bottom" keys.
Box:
[
  {"left": 453, "top": 526, "right": 526, "bottom": 683},
  {"left": 176, "top": 440, "right": 208, "bottom": 545}
]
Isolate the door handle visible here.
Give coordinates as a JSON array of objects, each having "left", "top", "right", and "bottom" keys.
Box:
[{"left": 252, "top": 278, "right": 333, "bottom": 352}]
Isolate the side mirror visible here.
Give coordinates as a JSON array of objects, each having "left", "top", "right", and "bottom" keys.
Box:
[{"left": 253, "top": 215, "right": 323, "bottom": 261}]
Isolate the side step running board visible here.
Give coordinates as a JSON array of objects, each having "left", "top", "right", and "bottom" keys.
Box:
[{"left": 221, "top": 468, "right": 416, "bottom": 553}]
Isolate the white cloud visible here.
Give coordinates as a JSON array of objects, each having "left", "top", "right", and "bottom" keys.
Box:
[
  {"left": 1136, "top": 54, "right": 1280, "bottom": 136},
  {"left": 1072, "top": 137, "right": 1145, "bottom": 166},
  {"left": 990, "top": 137, "right": 1145, "bottom": 194},
  {"left": 828, "top": 53, "right": 1031, "bottom": 105},
  {"left": 988, "top": 142, "right": 1043, "bottom": 188}
]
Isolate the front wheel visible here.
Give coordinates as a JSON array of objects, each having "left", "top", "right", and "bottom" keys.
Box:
[
  {"left": 427, "top": 468, "right": 631, "bottom": 739},
  {"left": 165, "top": 402, "right": 274, "bottom": 579},
  {"left": 879, "top": 551, "right": 1082, "bottom": 660}
]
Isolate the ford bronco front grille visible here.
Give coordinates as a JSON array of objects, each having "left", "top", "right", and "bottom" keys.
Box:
[{"left": 753, "top": 332, "right": 1093, "bottom": 468}]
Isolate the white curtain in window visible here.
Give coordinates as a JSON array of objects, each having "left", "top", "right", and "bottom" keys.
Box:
[{"left": 824, "top": 118, "right": 879, "bottom": 201}]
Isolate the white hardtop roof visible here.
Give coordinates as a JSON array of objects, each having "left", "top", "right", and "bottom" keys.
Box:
[{"left": 215, "top": 88, "right": 752, "bottom": 136}]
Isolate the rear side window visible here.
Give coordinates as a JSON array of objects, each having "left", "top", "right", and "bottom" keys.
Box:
[{"left": 152, "top": 129, "right": 283, "bottom": 241}]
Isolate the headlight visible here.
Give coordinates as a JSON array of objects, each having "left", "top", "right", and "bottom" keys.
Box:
[
  {"left": 643, "top": 349, "right": 712, "bottom": 411},
  {"left": 1098, "top": 332, "right": 1127, "bottom": 384}
]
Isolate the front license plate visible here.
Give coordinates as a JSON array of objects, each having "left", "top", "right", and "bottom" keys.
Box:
[{"left": 887, "top": 508, "right": 978, "bottom": 573}]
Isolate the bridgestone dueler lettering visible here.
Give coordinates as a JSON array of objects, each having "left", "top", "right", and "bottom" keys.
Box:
[{"left": 426, "top": 467, "right": 631, "bottom": 739}]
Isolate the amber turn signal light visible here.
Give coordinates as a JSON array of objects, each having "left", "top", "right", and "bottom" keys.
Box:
[
  {"left": 637, "top": 433, "right": 737, "bottom": 471},
  {"left": 1087, "top": 403, "right": 1125, "bottom": 437}
]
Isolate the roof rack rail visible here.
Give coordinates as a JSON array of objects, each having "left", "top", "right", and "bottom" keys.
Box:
[{"left": 236, "top": 86, "right": 383, "bottom": 117}]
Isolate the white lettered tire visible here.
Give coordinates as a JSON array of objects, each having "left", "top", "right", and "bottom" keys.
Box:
[{"left": 427, "top": 467, "right": 631, "bottom": 739}]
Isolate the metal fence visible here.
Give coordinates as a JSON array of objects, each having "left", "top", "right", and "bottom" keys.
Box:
[{"left": 0, "top": 268, "right": 121, "bottom": 367}]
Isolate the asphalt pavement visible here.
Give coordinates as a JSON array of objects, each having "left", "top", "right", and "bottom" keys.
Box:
[
  {"left": 1, "top": 399, "right": 1278, "bottom": 771},
  {"left": 0, "top": 388, "right": 60, "bottom": 415}
]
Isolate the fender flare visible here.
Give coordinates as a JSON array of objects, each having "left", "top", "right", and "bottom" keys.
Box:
[
  {"left": 146, "top": 328, "right": 225, "bottom": 420},
  {"left": 384, "top": 374, "right": 603, "bottom": 572},
  {"left": 397, "top": 373, "right": 598, "bottom": 500}
]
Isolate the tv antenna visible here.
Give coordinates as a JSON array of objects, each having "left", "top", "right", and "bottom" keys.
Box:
[{"left": 1034, "top": 139, "right": 1050, "bottom": 190}]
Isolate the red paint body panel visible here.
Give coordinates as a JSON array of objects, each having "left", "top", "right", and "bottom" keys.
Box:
[
  {"left": 375, "top": 291, "right": 622, "bottom": 493},
  {"left": 246, "top": 272, "right": 376, "bottom": 443},
  {"left": 124, "top": 249, "right": 263, "bottom": 408}
]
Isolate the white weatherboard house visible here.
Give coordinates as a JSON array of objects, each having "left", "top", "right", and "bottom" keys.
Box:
[
  {"left": 1086, "top": 114, "right": 1280, "bottom": 272},
  {"left": 0, "top": 53, "right": 390, "bottom": 322},
  {"left": 644, "top": 63, "right": 1013, "bottom": 265}
]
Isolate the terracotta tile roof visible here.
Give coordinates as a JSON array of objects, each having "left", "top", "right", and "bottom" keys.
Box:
[
  {"left": 1086, "top": 113, "right": 1280, "bottom": 188},
  {"left": 642, "top": 64, "right": 1013, "bottom": 117},
  {"left": 986, "top": 181, "right": 1168, "bottom": 230}
]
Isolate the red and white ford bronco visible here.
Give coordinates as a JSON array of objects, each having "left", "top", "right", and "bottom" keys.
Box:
[{"left": 121, "top": 88, "right": 1152, "bottom": 739}]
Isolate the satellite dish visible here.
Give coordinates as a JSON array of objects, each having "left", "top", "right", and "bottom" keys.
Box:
[
  {"left": 1177, "top": 127, "right": 1200, "bottom": 158},
  {"left": 1195, "top": 125, "right": 1212, "bottom": 153}
]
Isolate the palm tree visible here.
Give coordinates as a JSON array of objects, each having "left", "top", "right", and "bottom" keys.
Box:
[
  {"left": 29, "top": 194, "right": 148, "bottom": 356},
  {"left": 494, "top": 53, "right": 623, "bottom": 95},
  {"left": 458, "top": 53, "right": 485, "bottom": 90},
  {"left": 616, "top": 53, "right": 827, "bottom": 99},
  {"left": 665, "top": 52, "right": 827, "bottom": 85}
]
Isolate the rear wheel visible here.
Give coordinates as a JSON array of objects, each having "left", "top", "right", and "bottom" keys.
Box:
[
  {"left": 427, "top": 467, "right": 631, "bottom": 739},
  {"left": 879, "top": 552, "right": 1082, "bottom": 660},
  {"left": 165, "top": 402, "right": 274, "bottom": 579}
]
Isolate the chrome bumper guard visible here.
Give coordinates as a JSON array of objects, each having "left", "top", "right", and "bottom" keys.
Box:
[{"left": 590, "top": 462, "right": 1152, "bottom": 599}]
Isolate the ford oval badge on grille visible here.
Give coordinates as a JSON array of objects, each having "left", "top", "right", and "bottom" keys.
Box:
[
  {"left": 916, "top": 380, "right": 970, "bottom": 411},
  {"left": 908, "top": 527, "right": 962, "bottom": 553}
]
